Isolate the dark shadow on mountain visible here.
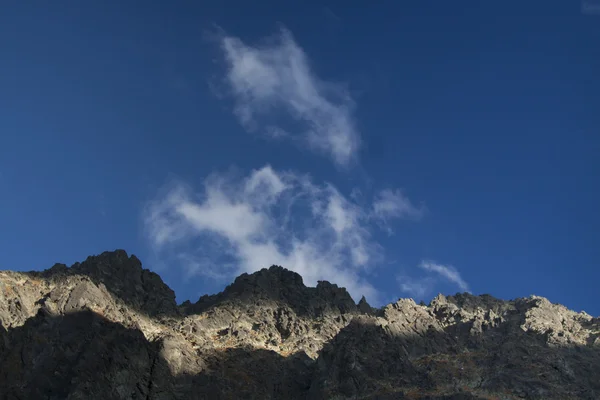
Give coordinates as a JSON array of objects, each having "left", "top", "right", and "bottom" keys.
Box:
[
  {"left": 1, "top": 306, "right": 599, "bottom": 399},
  {"left": 24, "top": 250, "right": 181, "bottom": 318},
  {"left": 0, "top": 309, "right": 160, "bottom": 399},
  {"left": 180, "top": 265, "right": 362, "bottom": 319},
  {"left": 311, "top": 313, "right": 600, "bottom": 400},
  {"left": 21, "top": 251, "right": 367, "bottom": 322},
  {"left": 5, "top": 254, "right": 599, "bottom": 399},
  {"left": 0, "top": 309, "right": 314, "bottom": 400}
]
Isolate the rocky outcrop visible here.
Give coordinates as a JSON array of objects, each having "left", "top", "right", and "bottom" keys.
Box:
[
  {"left": 0, "top": 250, "right": 599, "bottom": 399},
  {"left": 34, "top": 250, "right": 179, "bottom": 317}
]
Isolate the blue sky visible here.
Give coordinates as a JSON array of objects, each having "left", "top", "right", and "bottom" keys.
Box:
[{"left": 1, "top": 1, "right": 599, "bottom": 314}]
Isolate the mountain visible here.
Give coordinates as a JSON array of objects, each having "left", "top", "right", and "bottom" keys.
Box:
[{"left": 0, "top": 250, "right": 599, "bottom": 399}]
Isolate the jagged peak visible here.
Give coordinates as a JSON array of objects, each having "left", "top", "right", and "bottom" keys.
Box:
[
  {"left": 429, "top": 293, "right": 448, "bottom": 307},
  {"left": 232, "top": 265, "right": 305, "bottom": 288},
  {"left": 2, "top": 251, "right": 600, "bottom": 399},
  {"left": 222, "top": 266, "right": 307, "bottom": 303},
  {"left": 46, "top": 263, "right": 68, "bottom": 275},
  {"left": 30, "top": 249, "right": 177, "bottom": 317},
  {"left": 187, "top": 265, "right": 359, "bottom": 317},
  {"left": 357, "top": 296, "right": 373, "bottom": 314},
  {"left": 25, "top": 251, "right": 598, "bottom": 325},
  {"left": 430, "top": 292, "right": 505, "bottom": 308},
  {"left": 73, "top": 249, "right": 142, "bottom": 273},
  {"left": 357, "top": 295, "right": 370, "bottom": 308}
]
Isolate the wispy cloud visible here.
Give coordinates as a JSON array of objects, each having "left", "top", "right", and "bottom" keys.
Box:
[
  {"left": 419, "top": 261, "right": 470, "bottom": 293},
  {"left": 217, "top": 28, "right": 360, "bottom": 167},
  {"left": 143, "top": 166, "right": 425, "bottom": 303},
  {"left": 396, "top": 275, "right": 434, "bottom": 300},
  {"left": 397, "top": 260, "right": 470, "bottom": 300},
  {"left": 371, "top": 189, "right": 424, "bottom": 233}
]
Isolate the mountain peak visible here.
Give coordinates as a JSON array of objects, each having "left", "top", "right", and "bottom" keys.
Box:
[
  {"left": 229, "top": 265, "right": 305, "bottom": 293},
  {"left": 32, "top": 250, "right": 177, "bottom": 317},
  {"left": 187, "top": 265, "right": 359, "bottom": 317},
  {"left": 2, "top": 251, "right": 599, "bottom": 399}
]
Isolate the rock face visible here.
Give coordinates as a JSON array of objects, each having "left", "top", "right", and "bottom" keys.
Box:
[{"left": 0, "top": 250, "right": 599, "bottom": 399}]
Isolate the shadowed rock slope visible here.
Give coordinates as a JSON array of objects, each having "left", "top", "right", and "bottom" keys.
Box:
[{"left": 0, "top": 250, "right": 599, "bottom": 399}]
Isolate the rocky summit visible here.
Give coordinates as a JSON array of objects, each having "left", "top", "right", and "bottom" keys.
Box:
[{"left": 0, "top": 250, "right": 599, "bottom": 400}]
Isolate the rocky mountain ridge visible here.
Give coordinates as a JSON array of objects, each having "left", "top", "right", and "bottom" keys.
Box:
[{"left": 0, "top": 250, "right": 599, "bottom": 399}]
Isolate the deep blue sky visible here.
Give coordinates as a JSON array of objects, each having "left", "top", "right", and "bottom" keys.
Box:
[{"left": 1, "top": 1, "right": 599, "bottom": 315}]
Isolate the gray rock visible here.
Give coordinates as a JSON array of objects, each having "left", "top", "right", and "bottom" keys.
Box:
[{"left": 1, "top": 250, "right": 599, "bottom": 399}]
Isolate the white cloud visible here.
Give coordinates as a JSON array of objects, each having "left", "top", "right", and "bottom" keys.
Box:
[
  {"left": 396, "top": 261, "right": 470, "bottom": 300},
  {"left": 218, "top": 28, "right": 360, "bottom": 167},
  {"left": 144, "top": 165, "right": 393, "bottom": 302},
  {"left": 397, "top": 276, "right": 434, "bottom": 300},
  {"left": 419, "top": 261, "right": 470, "bottom": 293},
  {"left": 143, "top": 166, "right": 465, "bottom": 304},
  {"left": 372, "top": 189, "right": 424, "bottom": 225},
  {"left": 142, "top": 183, "right": 194, "bottom": 247}
]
